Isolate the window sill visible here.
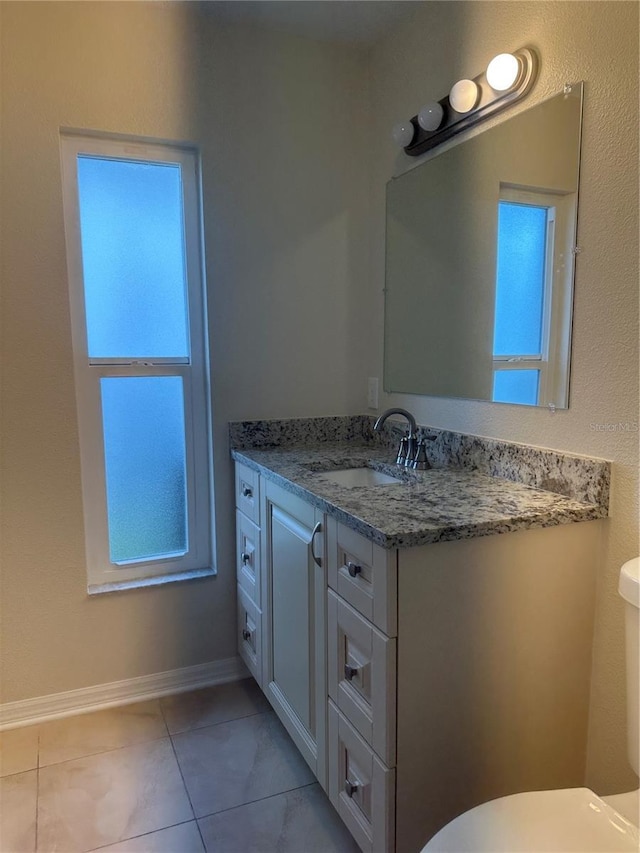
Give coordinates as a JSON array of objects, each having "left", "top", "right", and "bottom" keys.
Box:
[{"left": 87, "top": 566, "right": 216, "bottom": 596}]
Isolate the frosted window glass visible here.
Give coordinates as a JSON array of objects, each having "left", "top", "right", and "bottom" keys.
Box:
[
  {"left": 493, "top": 202, "right": 547, "bottom": 356},
  {"left": 492, "top": 370, "right": 540, "bottom": 405},
  {"left": 77, "top": 157, "right": 189, "bottom": 359},
  {"left": 101, "top": 376, "right": 187, "bottom": 563}
]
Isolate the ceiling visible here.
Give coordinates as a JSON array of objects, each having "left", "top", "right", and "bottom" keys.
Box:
[{"left": 199, "top": 0, "right": 418, "bottom": 45}]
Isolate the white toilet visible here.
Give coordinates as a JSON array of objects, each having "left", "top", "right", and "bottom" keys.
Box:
[{"left": 423, "top": 557, "right": 640, "bottom": 852}]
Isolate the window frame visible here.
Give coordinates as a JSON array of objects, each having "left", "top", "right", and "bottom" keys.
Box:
[
  {"left": 60, "top": 133, "right": 214, "bottom": 592},
  {"left": 492, "top": 186, "right": 570, "bottom": 406}
]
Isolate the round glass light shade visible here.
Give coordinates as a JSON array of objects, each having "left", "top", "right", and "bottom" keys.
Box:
[
  {"left": 486, "top": 53, "right": 521, "bottom": 91},
  {"left": 392, "top": 121, "right": 415, "bottom": 148},
  {"left": 417, "top": 101, "right": 444, "bottom": 132},
  {"left": 449, "top": 79, "right": 479, "bottom": 113}
]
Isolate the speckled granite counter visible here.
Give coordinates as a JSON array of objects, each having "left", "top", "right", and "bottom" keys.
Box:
[{"left": 230, "top": 417, "right": 609, "bottom": 549}]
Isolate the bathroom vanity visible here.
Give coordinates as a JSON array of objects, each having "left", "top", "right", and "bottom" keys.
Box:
[{"left": 231, "top": 417, "right": 609, "bottom": 852}]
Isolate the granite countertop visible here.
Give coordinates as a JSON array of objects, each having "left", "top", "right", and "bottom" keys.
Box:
[{"left": 231, "top": 441, "right": 606, "bottom": 550}]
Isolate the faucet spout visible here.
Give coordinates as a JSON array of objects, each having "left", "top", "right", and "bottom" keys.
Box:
[
  {"left": 373, "top": 407, "right": 432, "bottom": 470},
  {"left": 373, "top": 407, "right": 417, "bottom": 437}
]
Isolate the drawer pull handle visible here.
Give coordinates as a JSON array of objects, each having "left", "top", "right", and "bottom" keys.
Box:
[
  {"left": 242, "top": 628, "right": 251, "bottom": 641},
  {"left": 242, "top": 486, "right": 253, "bottom": 498},
  {"left": 345, "top": 779, "right": 359, "bottom": 798},
  {"left": 241, "top": 552, "right": 251, "bottom": 566},
  {"left": 346, "top": 561, "right": 361, "bottom": 578},
  {"left": 344, "top": 664, "right": 358, "bottom": 681}
]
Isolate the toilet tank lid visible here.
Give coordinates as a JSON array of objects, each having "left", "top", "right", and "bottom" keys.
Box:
[{"left": 620, "top": 558, "right": 640, "bottom": 607}]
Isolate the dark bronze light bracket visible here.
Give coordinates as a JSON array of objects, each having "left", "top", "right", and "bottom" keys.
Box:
[{"left": 402, "top": 48, "right": 539, "bottom": 157}]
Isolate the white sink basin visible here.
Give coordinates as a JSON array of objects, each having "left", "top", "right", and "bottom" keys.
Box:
[{"left": 317, "top": 467, "right": 403, "bottom": 487}]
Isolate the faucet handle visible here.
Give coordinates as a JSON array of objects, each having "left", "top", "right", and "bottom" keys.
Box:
[
  {"left": 396, "top": 436, "right": 409, "bottom": 465},
  {"left": 411, "top": 439, "right": 431, "bottom": 470},
  {"left": 405, "top": 434, "right": 418, "bottom": 467}
]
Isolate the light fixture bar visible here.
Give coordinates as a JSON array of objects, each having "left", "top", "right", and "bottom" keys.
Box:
[{"left": 402, "top": 47, "right": 538, "bottom": 157}]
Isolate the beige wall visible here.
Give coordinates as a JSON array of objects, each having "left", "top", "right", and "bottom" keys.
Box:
[
  {"left": 367, "top": 1, "right": 639, "bottom": 793},
  {"left": 1, "top": 0, "right": 637, "bottom": 803},
  {"left": 0, "top": 2, "right": 369, "bottom": 702}
]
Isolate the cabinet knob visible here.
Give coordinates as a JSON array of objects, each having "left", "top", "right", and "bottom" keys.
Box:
[
  {"left": 242, "top": 486, "right": 253, "bottom": 498},
  {"left": 242, "top": 628, "right": 251, "bottom": 642},
  {"left": 344, "top": 779, "right": 359, "bottom": 798},
  {"left": 346, "top": 561, "right": 362, "bottom": 578},
  {"left": 344, "top": 664, "right": 358, "bottom": 681},
  {"left": 241, "top": 552, "right": 251, "bottom": 566}
]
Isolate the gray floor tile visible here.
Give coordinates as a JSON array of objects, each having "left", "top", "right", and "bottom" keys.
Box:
[
  {"left": 89, "top": 821, "right": 204, "bottom": 852},
  {"left": 198, "top": 783, "right": 360, "bottom": 852},
  {"left": 173, "top": 711, "right": 314, "bottom": 818},
  {"left": 37, "top": 738, "right": 193, "bottom": 851},
  {"left": 0, "top": 770, "right": 37, "bottom": 852},
  {"left": 0, "top": 726, "right": 39, "bottom": 777},
  {"left": 38, "top": 700, "right": 167, "bottom": 767},
  {"left": 161, "top": 678, "right": 270, "bottom": 735}
]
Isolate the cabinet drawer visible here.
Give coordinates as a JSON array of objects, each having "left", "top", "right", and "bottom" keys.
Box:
[
  {"left": 236, "top": 510, "right": 261, "bottom": 606},
  {"left": 237, "top": 585, "right": 262, "bottom": 686},
  {"left": 235, "top": 463, "right": 260, "bottom": 524},
  {"left": 328, "top": 590, "right": 396, "bottom": 767},
  {"left": 327, "top": 519, "right": 398, "bottom": 637},
  {"left": 328, "top": 700, "right": 395, "bottom": 853}
]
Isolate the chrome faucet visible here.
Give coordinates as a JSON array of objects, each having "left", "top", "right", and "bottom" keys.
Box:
[
  {"left": 374, "top": 407, "right": 417, "bottom": 436},
  {"left": 373, "top": 409, "right": 429, "bottom": 470}
]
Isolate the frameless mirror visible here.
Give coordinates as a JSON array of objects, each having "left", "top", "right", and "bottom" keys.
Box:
[{"left": 384, "top": 83, "right": 583, "bottom": 408}]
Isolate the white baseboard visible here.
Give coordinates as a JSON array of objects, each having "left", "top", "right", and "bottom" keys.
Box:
[{"left": 0, "top": 656, "right": 249, "bottom": 730}]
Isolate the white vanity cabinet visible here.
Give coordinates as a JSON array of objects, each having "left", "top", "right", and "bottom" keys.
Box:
[
  {"left": 235, "top": 462, "right": 602, "bottom": 853},
  {"left": 326, "top": 516, "right": 601, "bottom": 853}
]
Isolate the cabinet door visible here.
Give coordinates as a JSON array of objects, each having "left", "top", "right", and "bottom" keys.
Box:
[{"left": 261, "top": 479, "right": 327, "bottom": 789}]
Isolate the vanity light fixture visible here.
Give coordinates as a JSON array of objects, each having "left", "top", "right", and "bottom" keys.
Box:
[
  {"left": 392, "top": 120, "right": 416, "bottom": 148},
  {"left": 417, "top": 101, "right": 444, "bottom": 132},
  {"left": 449, "top": 79, "right": 480, "bottom": 113},
  {"left": 486, "top": 52, "right": 522, "bottom": 91},
  {"left": 393, "top": 47, "right": 538, "bottom": 157}
]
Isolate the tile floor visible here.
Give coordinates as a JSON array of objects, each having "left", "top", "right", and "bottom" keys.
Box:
[{"left": 0, "top": 679, "right": 359, "bottom": 853}]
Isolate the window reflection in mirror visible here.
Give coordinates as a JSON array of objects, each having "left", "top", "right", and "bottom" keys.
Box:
[{"left": 384, "top": 83, "right": 583, "bottom": 409}]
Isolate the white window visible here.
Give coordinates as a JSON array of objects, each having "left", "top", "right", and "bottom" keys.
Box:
[
  {"left": 492, "top": 185, "right": 572, "bottom": 407},
  {"left": 60, "top": 134, "right": 213, "bottom": 592}
]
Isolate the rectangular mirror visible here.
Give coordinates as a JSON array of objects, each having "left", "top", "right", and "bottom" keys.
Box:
[{"left": 384, "top": 83, "right": 583, "bottom": 408}]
